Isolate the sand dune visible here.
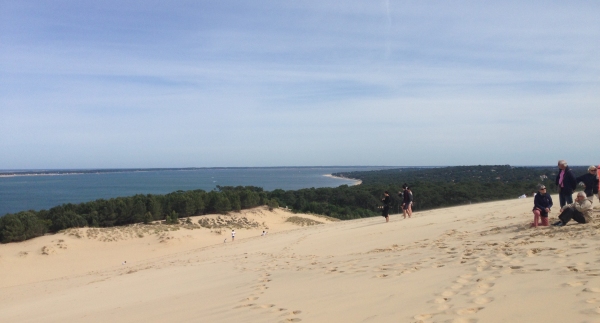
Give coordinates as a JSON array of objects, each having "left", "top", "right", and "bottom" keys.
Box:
[{"left": 1, "top": 197, "right": 600, "bottom": 322}]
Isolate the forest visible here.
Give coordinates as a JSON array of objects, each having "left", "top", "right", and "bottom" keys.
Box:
[{"left": 0, "top": 165, "right": 591, "bottom": 243}]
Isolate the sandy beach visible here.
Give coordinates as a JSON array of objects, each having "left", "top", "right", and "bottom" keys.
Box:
[
  {"left": 325, "top": 174, "right": 362, "bottom": 186},
  {"left": 1, "top": 196, "right": 600, "bottom": 322}
]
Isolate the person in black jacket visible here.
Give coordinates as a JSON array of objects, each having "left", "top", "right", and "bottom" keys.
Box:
[
  {"left": 576, "top": 166, "right": 599, "bottom": 200},
  {"left": 531, "top": 184, "right": 553, "bottom": 227},
  {"left": 556, "top": 160, "right": 577, "bottom": 207},
  {"left": 381, "top": 191, "right": 390, "bottom": 223},
  {"left": 399, "top": 184, "right": 412, "bottom": 219}
]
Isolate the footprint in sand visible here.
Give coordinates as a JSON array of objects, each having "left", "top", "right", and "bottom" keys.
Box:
[
  {"left": 469, "top": 289, "right": 489, "bottom": 296},
  {"left": 583, "top": 288, "right": 600, "bottom": 293},
  {"left": 564, "top": 281, "right": 587, "bottom": 287},
  {"left": 580, "top": 307, "right": 600, "bottom": 315},
  {"left": 477, "top": 282, "right": 495, "bottom": 289},
  {"left": 473, "top": 297, "right": 494, "bottom": 305},
  {"left": 456, "top": 307, "right": 483, "bottom": 315},
  {"left": 434, "top": 297, "right": 450, "bottom": 304},
  {"left": 413, "top": 313, "right": 433, "bottom": 320},
  {"left": 448, "top": 318, "right": 479, "bottom": 323},
  {"left": 441, "top": 291, "right": 455, "bottom": 297},
  {"left": 587, "top": 298, "right": 600, "bottom": 304}
]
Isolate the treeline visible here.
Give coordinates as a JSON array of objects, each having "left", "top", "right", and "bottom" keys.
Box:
[
  {"left": 330, "top": 165, "right": 590, "bottom": 211},
  {"left": 335, "top": 165, "right": 590, "bottom": 187},
  {"left": 0, "top": 186, "right": 279, "bottom": 243},
  {"left": 1, "top": 165, "right": 591, "bottom": 244}
]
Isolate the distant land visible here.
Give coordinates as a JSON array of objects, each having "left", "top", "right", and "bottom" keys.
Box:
[{"left": 0, "top": 166, "right": 407, "bottom": 177}]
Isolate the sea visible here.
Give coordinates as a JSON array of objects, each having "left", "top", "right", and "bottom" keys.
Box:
[{"left": 0, "top": 167, "right": 392, "bottom": 215}]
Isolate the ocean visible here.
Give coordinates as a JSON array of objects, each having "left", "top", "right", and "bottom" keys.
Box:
[{"left": 0, "top": 167, "right": 390, "bottom": 215}]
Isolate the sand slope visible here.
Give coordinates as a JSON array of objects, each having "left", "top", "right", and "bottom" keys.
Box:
[{"left": 1, "top": 198, "right": 600, "bottom": 322}]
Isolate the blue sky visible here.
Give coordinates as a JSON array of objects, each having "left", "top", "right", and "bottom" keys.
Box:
[{"left": 1, "top": 1, "right": 599, "bottom": 168}]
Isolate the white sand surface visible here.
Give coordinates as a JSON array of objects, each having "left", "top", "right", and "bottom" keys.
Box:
[{"left": 1, "top": 197, "right": 600, "bottom": 322}]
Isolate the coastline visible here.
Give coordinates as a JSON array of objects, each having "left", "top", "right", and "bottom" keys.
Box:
[{"left": 324, "top": 174, "right": 362, "bottom": 186}]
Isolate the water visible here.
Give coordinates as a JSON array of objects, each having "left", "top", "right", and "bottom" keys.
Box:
[{"left": 0, "top": 167, "right": 390, "bottom": 215}]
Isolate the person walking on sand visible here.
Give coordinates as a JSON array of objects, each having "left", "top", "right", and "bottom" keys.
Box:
[
  {"left": 531, "top": 184, "right": 553, "bottom": 227},
  {"left": 597, "top": 164, "right": 600, "bottom": 202},
  {"left": 556, "top": 160, "right": 577, "bottom": 207},
  {"left": 553, "top": 191, "right": 593, "bottom": 226},
  {"left": 576, "top": 166, "right": 599, "bottom": 201},
  {"left": 406, "top": 186, "right": 414, "bottom": 217},
  {"left": 231, "top": 230, "right": 235, "bottom": 242},
  {"left": 381, "top": 191, "right": 390, "bottom": 223},
  {"left": 400, "top": 184, "right": 412, "bottom": 219}
]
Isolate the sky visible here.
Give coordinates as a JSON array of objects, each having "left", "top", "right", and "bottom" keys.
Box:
[{"left": 1, "top": 1, "right": 599, "bottom": 169}]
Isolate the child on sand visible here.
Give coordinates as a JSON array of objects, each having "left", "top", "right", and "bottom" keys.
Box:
[{"left": 231, "top": 230, "right": 235, "bottom": 242}]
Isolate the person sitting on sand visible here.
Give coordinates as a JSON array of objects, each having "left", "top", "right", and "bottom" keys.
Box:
[
  {"left": 381, "top": 191, "right": 390, "bottom": 223},
  {"left": 553, "top": 191, "right": 593, "bottom": 227},
  {"left": 576, "top": 166, "right": 599, "bottom": 200},
  {"left": 531, "top": 184, "right": 552, "bottom": 227}
]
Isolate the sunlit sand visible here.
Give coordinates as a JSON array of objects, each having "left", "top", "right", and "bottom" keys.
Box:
[{"left": 1, "top": 197, "right": 599, "bottom": 322}]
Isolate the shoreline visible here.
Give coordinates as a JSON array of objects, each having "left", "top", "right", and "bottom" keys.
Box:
[{"left": 324, "top": 174, "right": 362, "bottom": 186}]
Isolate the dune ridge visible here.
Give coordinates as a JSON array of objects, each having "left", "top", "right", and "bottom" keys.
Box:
[{"left": 1, "top": 196, "right": 600, "bottom": 322}]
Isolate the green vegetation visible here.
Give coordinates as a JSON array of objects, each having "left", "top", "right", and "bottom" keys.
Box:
[
  {"left": 0, "top": 165, "right": 590, "bottom": 243},
  {"left": 0, "top": 186, "right": 268, "bottom": 243}
]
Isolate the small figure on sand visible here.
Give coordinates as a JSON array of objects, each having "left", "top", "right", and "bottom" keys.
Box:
[
  {"left": 261, "top": 231, "right": 266, "bottom": 236},
  {"left": 531, "top": 184, "right": 552, "bottom": 227},
  {"left": 381, "top": 191, "right": 390, "bottom": 222},
  {"left": 407, "top": 186, "right": 414, "bottom": 216},
  {"left": 553, "top": 192, "right": 593, "bottom": 227},
  {"left": 231, "top": 230, "right": 236, "bottom": 242},
  {"left": 400, "top": 184, "right": 413, "bottom": 219},
  {"left": 598, "top": 163, "right": 600, "bottom": 202}
]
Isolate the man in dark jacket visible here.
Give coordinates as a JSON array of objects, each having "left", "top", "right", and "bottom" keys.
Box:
[
  {"left": 576, "top": 166, "right": 599, "bottom": 199},
  {"left": 556, "top": 160, "right": 577, "bottom": 207}
]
